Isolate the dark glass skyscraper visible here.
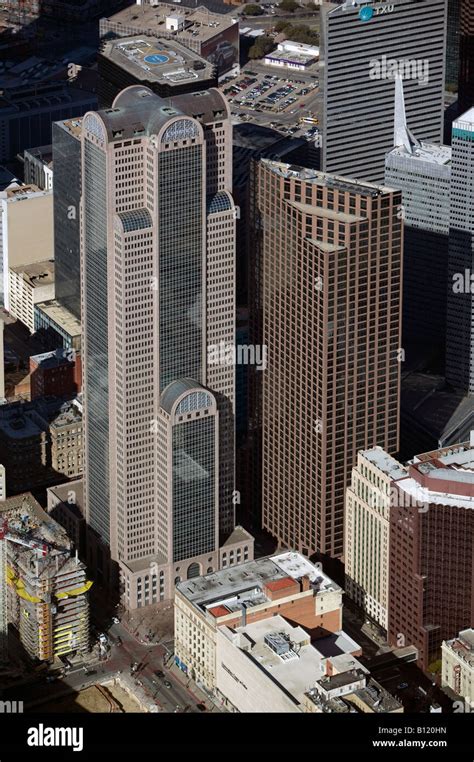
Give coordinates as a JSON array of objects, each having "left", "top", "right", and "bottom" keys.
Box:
[{"left": 52, "top": 119, "right": 82, "bottom": 321}]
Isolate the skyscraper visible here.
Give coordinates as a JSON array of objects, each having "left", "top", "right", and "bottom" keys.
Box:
[
  {"left": 52, "top": 119, "right": 82, "bottom": 321},
  {"left": 320, "top": 0, "right": 447, "bottom": 183},
  {"left": 385, "top": 78, "right": 451, "bottom": 362},
  {"left": 388, "top": 441, "right": 474, "bottom": 671},
  {"left": 446, "top": 107, "right": 474, "bottom": 393},
  {"left": 458, "top": 0, "right": 474, "bottom": 112},
  {"left": 81, "top": 87, "right": 251, "bottom": 608},
  {"left": 446, "top": 0, "right": 460, "bottom": 88},
  {"left": 253, "top": 160, "right": 402, "bottom": 558}
]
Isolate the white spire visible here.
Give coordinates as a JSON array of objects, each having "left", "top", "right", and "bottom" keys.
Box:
[{"left": 393, "top": 75, "right": 420, "bottom": 153}]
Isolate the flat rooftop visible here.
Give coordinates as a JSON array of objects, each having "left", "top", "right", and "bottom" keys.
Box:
[
  {"left": 446, "top": 629, "right": 474, "bottom": 666},
  {"left": 396, "top": 477, "right": 474, "bottom": 510},
  {"left": 177, "top": 550, "right": 341, "bottom": 614},
  {"left": 56, "top": 118, "right": 83, "bottom": 139},
  {"left": 265, "top": 52, "right": 317, "bottom": 65},
  {"left": 101, "top": 36, "right": 215, "bottom": 86},
  {"left": 222, "top": 616, "right": 317, "bottom": 707},
  {"left": 102, "top": 4, "right": 237, "bottom": 44},
  {"left": 30, "top": 348, "right": 73, "bottom": 368},
  {"left": 387, "top": 140, "right": 452, "bottom": 167},
  {"left": 362, "top": 446, "right": 408, "bottom": 481},
  {"left": 454, "top": 107, "right": 474, "bottom": 130},
  {"left": 262, "top": 159, "right": 395, "bottom": 197},
  {"left": 11, "top": 259, "right": 54, "bottom": 288},
  {"left": 35, "top": 300, "right": 81, "bottom": 339}
]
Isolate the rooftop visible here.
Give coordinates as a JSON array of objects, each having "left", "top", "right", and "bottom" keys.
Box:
[
  {"left": 10, "top": 259, "right": 54, "bottom": 288},
  {"left": 444, "top": 629, "right": 474, "bottom": 667},
  {"left": 35, "top": 300, "right": 82, "bottom": 339},
  {"left": 102, "top": 4, "right": 237, "bottom": 44},
  {"left": 262, "top": 159, "right": 395, "bottom": 196},
  {"left": 454, "top": 107, "right": 474, "bottom": 130},
  {"left": 221, "top": 616, "right": 317, "bottom": 707},
  {"left": 101, "top": 36, "right": 215, "bottom": 86},
  {"left": 396, "top": 477, "right": 474, "bottom": 510},
  {"left": 177, "top": 551, "right": 341, "bottom": 615},
  {"left": 50, "top": 400, "right": 82, "bottom": 429},
  {"left": 87, "top": 86, "right": 229, "bottom": 142},
  {"left": 0, "top": 492, "right": 71, "bottom": 549},
  {"left": 387, "top": 140, "right": 452, "bottom": 167},
  {"left": 30, "top": 348, "right": 74, "bottom": 369},
  {"left": 56, "top": 118, "right": 83, "bottom": 139},
  {"left": 362, "top": 446, "right": 408, "bottom": 481}
]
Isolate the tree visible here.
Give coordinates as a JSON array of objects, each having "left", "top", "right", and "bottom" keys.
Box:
[
  {"left": 244, "top": 3, "right": 264, "bottom": 15},
  {"left": 275, "top": 19, "right": 292, "bottom": 32},
  {"left": 274, "top": 22, "right": 319, "bottom": 44},
  {"left": 248, "top": 35, "right": 276, "bottom": 60},
  {"left": 279, "top": 0, "right": 299, "bottom": 12}
]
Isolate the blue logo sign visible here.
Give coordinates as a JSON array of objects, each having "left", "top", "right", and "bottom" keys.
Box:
[{"left": 359, "top": 5, "right": 374, "bottom": 21}]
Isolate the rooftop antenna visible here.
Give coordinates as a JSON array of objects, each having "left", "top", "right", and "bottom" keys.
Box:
[{"left": 393, "top": 74, "right": 420, "bottom": 154}]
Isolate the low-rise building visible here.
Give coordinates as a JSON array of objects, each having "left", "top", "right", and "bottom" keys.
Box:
[
  {"left": 50, "top": 400, "right": 83, "bottom": 479},
  {"left": 100, "top": 4, "right": 239, "bottom": 76},
  {"left": 175, "top": 551, "right": 344, "bottom": 692},
  {"left": 264, "top": 41, "right": 319, "bottom": 70},
  {"left": 30, "top": 348, "right": 81, "bottom": 400},
  {"left": 23, "top": 145, "right": 53, "bottom": 191},
  {"left": 0, "top": 397, "right": 83, "bottom": 494},
  {"left": 8, "top": 260, "right": 55, "bottom": 333},
  {"left": 442, "top": 629, "right": 474, "bottom": 707},
  {"left": 34, "top": 300, "right": 82, "bottom": 352}
]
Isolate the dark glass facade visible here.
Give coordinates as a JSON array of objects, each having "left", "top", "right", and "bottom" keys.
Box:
[
  {"left": 83, "top": 135, "right": 110, "bottom": 543},
  {"left": 52, "top": 121, "right": 82, "bottom": 320},
  {"left": 158, "top": 144, "right": 204, "bottom": 392},
  {"left": 172, "top": 416, "right": 216, "bottom": 562}
]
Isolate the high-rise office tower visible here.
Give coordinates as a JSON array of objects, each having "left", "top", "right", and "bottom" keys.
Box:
[
  {"left": 344, "top": 441, "right": 474, "bottom": 671},
  {"left": 345, "top": 447, "right": 408, "bottom": 631},
  {"left": 52, "top": 119, "right": 82, "bottom": 321},
  {"left": 81, "top": 86, "right": 251, "bottom": 608},
  {"left": 446, "top": 0, "right": 460, "bottom": 88},
  {"left": 385, "top": 78, "right": 451, "bottom": 362},
  {"left": 320, "top": 0, "right": 447, "bottom": 183},
  {"left": 253, "top": 160, "right": 402, "bottom": 558},
  {"left": 459, "top": 0, "right": 474, "bottom": 111},
  {"left": 388, "top": 441, "right": 474, "bottom": 671},
  {"left": 446, "top": 108, "right": 474, "bottom": 393}
]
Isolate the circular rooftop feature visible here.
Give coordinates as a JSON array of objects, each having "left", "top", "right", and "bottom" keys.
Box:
[{"left": 144, "top": 53, "right": 170, "bottom": 65}]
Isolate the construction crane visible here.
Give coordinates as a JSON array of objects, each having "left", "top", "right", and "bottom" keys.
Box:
[{"left": 0, "top": 517, "right": 57, "bottom": 663}]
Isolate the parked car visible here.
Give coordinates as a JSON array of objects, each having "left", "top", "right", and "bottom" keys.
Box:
[{"left": 397, "top": 682, "right": 409, "bottom": 690}]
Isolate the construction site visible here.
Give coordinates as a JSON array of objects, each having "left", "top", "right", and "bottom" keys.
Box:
[{"left": 0, "top": 493, "right": 91, "bottom": 664}]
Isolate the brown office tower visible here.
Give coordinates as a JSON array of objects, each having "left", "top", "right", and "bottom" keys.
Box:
[
  {"left": 388, "top": 441, "right": 474, "bottom": 671},
  {"left": 253, "top": 161, "right": 402, "bottom": 558},
  {"left": 459, "top": 0, "right": 474, "bottom": 112}
]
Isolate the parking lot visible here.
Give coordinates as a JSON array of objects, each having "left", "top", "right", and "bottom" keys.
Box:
[{"left": 221, "top": 67, "right": 321, "bottom": 139}]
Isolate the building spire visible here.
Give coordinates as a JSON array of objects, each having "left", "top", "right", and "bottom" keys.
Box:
[{"left": 393, "top": 74, "right": 420, "bottom": 153}]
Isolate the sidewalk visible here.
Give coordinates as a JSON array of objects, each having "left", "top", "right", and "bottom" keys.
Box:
[{"left": 166, "top": 660, "right": 223, "bottom": 713}]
